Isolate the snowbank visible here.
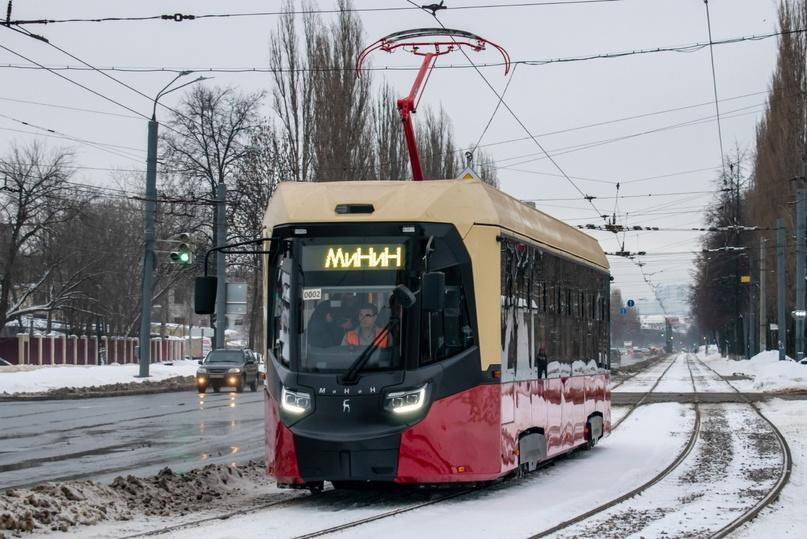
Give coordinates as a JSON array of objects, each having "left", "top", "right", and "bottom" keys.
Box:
[
  {"left": 700, "top": 349, "right": 807, "bottom": 393},
  {"left": 0, "top": 360, "right": 199, "bottom": 396}
]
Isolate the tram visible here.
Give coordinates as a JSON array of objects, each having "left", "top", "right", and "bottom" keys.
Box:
[{"left": 261, "top": 178, "right": 611, "bottom": 489}]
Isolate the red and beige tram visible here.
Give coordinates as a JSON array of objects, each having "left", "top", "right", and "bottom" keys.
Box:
[{"left": 262, "top": 178, "right": 610, "bottom": 489}]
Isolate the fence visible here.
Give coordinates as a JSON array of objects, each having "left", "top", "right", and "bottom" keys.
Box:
[{"left": 0, "top": 335, "right": 187, "bottom": 366}]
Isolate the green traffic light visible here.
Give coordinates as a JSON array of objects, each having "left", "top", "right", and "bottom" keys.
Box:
[{"left": 179, "top": 252, "right": 190, "bottom": 264}]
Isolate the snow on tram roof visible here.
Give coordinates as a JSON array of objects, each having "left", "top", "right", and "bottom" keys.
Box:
[{"left": 264, "top": 179, "right": 608, "bottom": 271}]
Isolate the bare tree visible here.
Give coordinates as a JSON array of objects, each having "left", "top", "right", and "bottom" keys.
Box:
[
  {"left": 269, "top": 0, "right": 315, "bottom": 181},
  {"left": 373, "top": 83, "right": 408, "bottom": 180},
  {"left": 230, "top": 123, "right": 294, "bottom": 348},
  {"left": 308, "top": 0, "right": 375, "bottom": 181},
  {"left": 417, "top": 107, "right": 459, "bottom": 179},
  {"left": 475, "top": 150, "right": 500, "bottom": 188},
  {"left": 161, "top": 85, "right": 265, "bottom": 198},
  {"left": 0, "top": 141, "right": 79, "bottom": 331}
]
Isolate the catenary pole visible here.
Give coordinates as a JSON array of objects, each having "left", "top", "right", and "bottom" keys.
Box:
[
  {"left": 796, "top": 189, "right": 805, "bottom": 361},
  {"left": 138, "top": 116, "right": 158, "bottom": 377},
  {"left": 215, "top": 183, "right": 227, "bottom": 348},
  {"left": 777, "top": 218, "right": 786, "bottom": 361},
  {"left": 759, "top": 238, "right": 767, "bottom": 351}
]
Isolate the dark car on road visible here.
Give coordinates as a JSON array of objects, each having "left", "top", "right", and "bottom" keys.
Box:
[{"left": 196, "top": 348, "right": 260, "bottom": 393}]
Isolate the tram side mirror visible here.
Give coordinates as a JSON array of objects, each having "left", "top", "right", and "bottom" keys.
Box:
[
  {"left": 421, "top": 271, "right": 446, "bottom": 312},
  {"left": 195, "top": 276, "right": 217, "bottom": 314},
  {"left": 392, "top": 284, "right": 417, "bottom": 309}
]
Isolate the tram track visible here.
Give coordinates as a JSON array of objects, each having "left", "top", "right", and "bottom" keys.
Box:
[
  {"left": 528, "top": 352, "right": 701, "bottom": 538},
  {"left": 145, "top": 354, "right": 690, "bottom": 538},
  {"left": 692, "top": 354, "right": 792, "bottom": 539},
  {"left": 526, "top": 352, "right": 791, "bottom": 539},
  {"left": 116, "top": 352, "right": 789, "bottom": 539}
]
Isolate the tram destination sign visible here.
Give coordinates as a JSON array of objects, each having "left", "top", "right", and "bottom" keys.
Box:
[{"left": 303, "top": 244, "right": 405, "bottom": 271}]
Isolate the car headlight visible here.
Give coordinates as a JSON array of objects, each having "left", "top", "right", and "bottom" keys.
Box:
[
  {"left": 384, "top": 384, "right": 429, "bottom": 414},
  {"left": 281, "top": 386, "right": 312, "bottom": 415},
  {"left": 228, "top": 367, "right": 241, "bottom": 374},
  {"left": 197, "top": 367, "right": 207, "bottom": 374}
]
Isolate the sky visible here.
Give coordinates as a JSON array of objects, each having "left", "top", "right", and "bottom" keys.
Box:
[{"left": 0, "top": 0, "right": 785, "bottom": 316}]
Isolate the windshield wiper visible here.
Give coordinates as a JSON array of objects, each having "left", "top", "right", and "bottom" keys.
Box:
[{"left": 341, "top": 318, "right": 398, "bottom": 384}]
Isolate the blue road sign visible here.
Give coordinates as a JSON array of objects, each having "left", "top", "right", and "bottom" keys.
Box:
[
  {"left": 619, "top": 307, "right": 628, "bottom": 316},
  {"left": 627, "top": 299, "right": 635, "bottom": 308}
]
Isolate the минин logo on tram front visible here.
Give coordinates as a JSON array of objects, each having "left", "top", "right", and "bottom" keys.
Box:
[{"left": 323, "top": 245, "right": 403, "bottom": 270}]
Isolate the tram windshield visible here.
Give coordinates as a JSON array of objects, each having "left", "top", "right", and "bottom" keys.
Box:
[{"left": 297, "top": 241, "right": 408, "bottom": 373}]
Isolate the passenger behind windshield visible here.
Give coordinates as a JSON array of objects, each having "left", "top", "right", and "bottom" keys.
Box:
[{"left": 342, "top": 303, "right": 390, "bottom": 348}]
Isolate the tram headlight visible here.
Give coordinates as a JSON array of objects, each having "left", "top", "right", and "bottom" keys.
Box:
[
  {"left": 384, "top": 384, "right": 429, "bottom": 415},
  {"left": 281, "top": 386, "right": 312, "bottom": 415}
]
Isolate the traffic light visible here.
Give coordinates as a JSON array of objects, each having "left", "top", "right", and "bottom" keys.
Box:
[{"left": 169, "top": 233, "right": 194, "bottom": 267}]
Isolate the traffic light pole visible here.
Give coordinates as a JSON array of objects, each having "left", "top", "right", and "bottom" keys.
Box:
[{"left": 138, "top": 116, "right": 158, "bottom": 377}]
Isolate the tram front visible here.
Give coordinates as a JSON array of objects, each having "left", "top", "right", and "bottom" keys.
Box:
[{"left": 264, "top": 219, "right": 490, "bottom": 490}]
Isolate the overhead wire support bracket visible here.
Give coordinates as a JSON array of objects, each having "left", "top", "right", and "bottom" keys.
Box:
[{"left": 357, "top": 28, "right": 510, "bottom": 181}]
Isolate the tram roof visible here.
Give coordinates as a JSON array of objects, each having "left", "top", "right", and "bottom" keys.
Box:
[{"left": 264, "top": 179, "right": 608, "bottom": 270}]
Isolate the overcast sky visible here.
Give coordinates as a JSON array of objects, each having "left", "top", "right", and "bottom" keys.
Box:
[{"left": 0, "top": 0, "right": 784, "bottom": 315}]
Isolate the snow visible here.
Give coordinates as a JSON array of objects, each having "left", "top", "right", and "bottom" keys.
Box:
[
  {"left": 151, "top": 403, "right": 696, "bottom": 539},
  {"left": 732, "top": 399, "right": 807, "bottom": 538},
  {"left": 0, "top": 360, "right": 199, "bottom": 395},
  {"left": 700, "top": 349, "right": 807, "bottom": 393}
]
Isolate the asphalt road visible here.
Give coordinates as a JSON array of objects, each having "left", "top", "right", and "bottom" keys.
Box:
[{"left": 0, "top": 389, "right": 265, "bottom": 489}]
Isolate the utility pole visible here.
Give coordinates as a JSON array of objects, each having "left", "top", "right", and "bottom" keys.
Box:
[
  {"left": 777, "top": 218, "right": 786, "bottom": 361},
  {"left": 138, "top": 72, "right": 208, "bottom": 377},
  {"left": 796, "top": 188, "right": 805, "bottom": 361},
  {"left": 214, "top": 183, "right": 227, "bottom": 349},
  {"left": 759, "top": 238, "right": 767, "bottom": 351},
  {"left": 138, "top": 116, "right": 158, "bottom": 378}
]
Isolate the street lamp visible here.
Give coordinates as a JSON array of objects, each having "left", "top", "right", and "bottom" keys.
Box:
[{"left": 138, "top": 72, "right": 210, "bottom": 378}]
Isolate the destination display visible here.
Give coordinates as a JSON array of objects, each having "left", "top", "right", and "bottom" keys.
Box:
[{"left": 303, "top": 244, "right": 405, "bottom": 271}]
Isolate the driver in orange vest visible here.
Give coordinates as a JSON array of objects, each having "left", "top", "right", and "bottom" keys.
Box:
[{"left": 342, "top": 304, "right": 390, "bottom": 348}]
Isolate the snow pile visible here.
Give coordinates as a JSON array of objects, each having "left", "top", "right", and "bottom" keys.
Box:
[
  {"left": 0, "top": 360, "right": 199, "bottom": 396},
  {"left": 700, "top": 350, "right": 807, "bottom": 393},
  {"left": 0, "top": 461, "right": 268, "bottom": 536}
]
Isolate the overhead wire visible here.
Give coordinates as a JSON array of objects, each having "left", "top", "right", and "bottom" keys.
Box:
[
  {"left": 406, "top": 0, "right": 606, "bottom": 222},
  {"left": 703, "top": 0, "right": 727, "bottom": 177},
  {"left": 7, "top": 1, "right": 627, "bottom": 25},
  {"left": 0, "top": 41, "right": 149, "bottom": 120}
]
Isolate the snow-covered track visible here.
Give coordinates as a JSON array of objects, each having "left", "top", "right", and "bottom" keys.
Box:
[
  {"left": 530, "top": 353, "right": 791, "bottom": 539},
  {"left": 692, "top": 355, "right": 793, "bottom": 539},
  {"left": 117, "top": 490, "right": 313, "bottom": 538},
  {"left": 289, "top": 488, "right": 475, "bottom": 539},
  {"left": 526, "top": 354, "right": 701, "bottom": 538},
  {"left": 612, "top": 352, "right": 682, "bottom": 429},
  {"left": 610, "top": 353, "right": 670, "bottom": 391}
]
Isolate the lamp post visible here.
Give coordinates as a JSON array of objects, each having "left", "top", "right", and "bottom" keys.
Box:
[{"left": 138, "top": 72, "right": 209, "bottom": 377}]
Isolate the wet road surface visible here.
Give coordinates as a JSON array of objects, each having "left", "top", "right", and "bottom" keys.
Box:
[{"left": 0, "top": 389, "right": 265, "bottom": 489}]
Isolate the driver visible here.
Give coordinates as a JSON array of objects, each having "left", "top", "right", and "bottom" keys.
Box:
[{"left": 342, "top": 303, "right": 390, "bottom": 348}]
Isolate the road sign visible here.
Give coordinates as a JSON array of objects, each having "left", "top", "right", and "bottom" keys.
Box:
[
  {"left": 619, "top": 307, "right": 628, "bottom": 316},
  {"left": 457, "top": 166, "right": 482, "bottom": 181},
  {"left": 626, "top": 299, "right": 635, "bottom": 308},
  {"left": 770, "top": 323, "right": 779, "bottom": 331},
  {"left": 226, "top": 282, "right": 247, "bottom": 315},
  {"left": 740, "top": 275, "right": 751, "bottom": 284}
]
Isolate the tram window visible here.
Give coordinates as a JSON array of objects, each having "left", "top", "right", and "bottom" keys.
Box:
[
  {"left": 421, "top": 266, "right": 475, "bottom": 365},
  {"left": 271, "top": 253, "right": 292, "bottom": 366}
]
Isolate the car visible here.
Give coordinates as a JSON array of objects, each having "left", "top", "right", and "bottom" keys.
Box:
[
  {"left": 196, "top": 348, "right": 260, "bottom": 393},
  {"left": 609, "top": 348, "right": 622, "bottom": 365}
]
